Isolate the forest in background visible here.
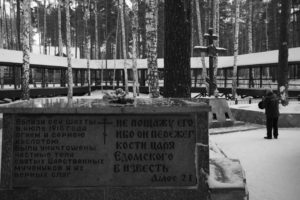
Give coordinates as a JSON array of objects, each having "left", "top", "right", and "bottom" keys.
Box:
[{"left": 0, "top": 0, "right": 300, "bottom": 60}]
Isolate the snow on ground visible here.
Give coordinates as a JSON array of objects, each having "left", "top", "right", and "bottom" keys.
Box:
[
  {"left": 211, "top": 128, "right": 300, "bottom": 200},
  {"left": 230, "top": 101, "right": 300, "bottom": 114}
]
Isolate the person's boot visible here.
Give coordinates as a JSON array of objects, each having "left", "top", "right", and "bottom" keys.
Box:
[{"left": 264, "top": 136, "right": 272, "bottom": 139}]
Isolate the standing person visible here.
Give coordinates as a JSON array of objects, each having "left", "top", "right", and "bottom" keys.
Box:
[{"left": 259, "top": 88, "right": 280, "bottom": 139}]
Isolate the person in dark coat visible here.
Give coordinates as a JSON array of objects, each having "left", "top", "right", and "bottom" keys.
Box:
[{"left": 261, "top": 88, "right": 280, "bottom": 139}]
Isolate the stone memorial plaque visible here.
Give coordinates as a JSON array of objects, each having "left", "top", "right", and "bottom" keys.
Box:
[{"left": 12, "top": 114, "right": 197, "bottom": 187}]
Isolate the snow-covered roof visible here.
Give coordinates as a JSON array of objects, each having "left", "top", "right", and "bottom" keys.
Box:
[{"left": 0, "top": 47, "right": 299, "bottom": 69}]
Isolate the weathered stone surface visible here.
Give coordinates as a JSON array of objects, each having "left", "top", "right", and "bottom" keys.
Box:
[
  {"left": 0, "top": 98, "right": 210, "bottom": 200},
  {"left": 0, "top": 188, "right": 105, "bottom": 200},
  {"left": 0, "top": 98, "right": 210, "bottom": 114},
  {"left": 11, "top": 114, "right": 197, "bottom": 187},
  {"left": 0, "top": 114, "right": 14, "bottom": 188},
  {"left": 107, "top": 187, "right": 205, "bottom": 200}
]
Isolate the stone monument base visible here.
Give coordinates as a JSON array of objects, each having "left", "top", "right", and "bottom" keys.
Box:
[
  {"left": 196, "top": 98, "right": 239, "bottom": 128},
  {"left": 0, "top": 98, "right": 210, "bottom": 200},
  {"left": 0, "top": 187, "right": 208, "bottom": 200}
]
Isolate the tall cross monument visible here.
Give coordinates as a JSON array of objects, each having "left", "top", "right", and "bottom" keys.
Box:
[{"left": 194, "top": 28, "right": 226, "bottom": 96}]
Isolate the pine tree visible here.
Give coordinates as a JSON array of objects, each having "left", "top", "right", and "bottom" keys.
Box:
[
  {"left": 278, "top": 0, "right": 291, "bottom": 106},
  {"left": 164, "top": 0, "right": 191, "bottom": 98}
]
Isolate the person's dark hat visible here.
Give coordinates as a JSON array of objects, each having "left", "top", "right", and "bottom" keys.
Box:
[
  {"left": 258, "top": 101, "right": 265, "bottom": 109},
  {"left": 265, "top": 88, "right": 273, "bottom": 96}
]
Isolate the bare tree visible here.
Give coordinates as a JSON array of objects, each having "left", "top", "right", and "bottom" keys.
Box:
[
  {"left": 9, "top": 0, "right": 14, "bottom": 49},
  {"left": 0, "top": 0, "right": 3, "bottom": 48},
  {"left": 83, "top": 0, "right": 91, "bottom": 95},
  {"left": 232, "top": 0, "right": 240, "bottom": 99},
  {"left": 94, "top": 0, "right": 99, "bottom": 60},
  {"left": 131, "top": 0, "right": 139, "bottom": 97},
  {"left": 58, "top": 0, "right": 63, "bottom": 56},
  {"left": 145, "top": 0, "right": 159, "bottom": 98},
  {"left": 195, "top": 0, "right": 209, "bottom": 92},
  {"left": 247, "top": 0, "right": 253, "bottom": 53},
  {"left": 66, "top": 0, "right": 73, "bottom": 101},
  {"left": 119, "top": 0, "right": 128, "bottom": 93},
  {"left": 43, "top": 0, "right": 47, "bottom": 54},
  {"left": 21, "top": 0, "right": 31, "bottom": 100}
]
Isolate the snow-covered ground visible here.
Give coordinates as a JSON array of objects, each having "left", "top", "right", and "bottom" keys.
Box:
[
  {"left": 230, "top": 101, "right": 300, "bottom": 114},
  {"left": 211, "top": 128, "right": 300, "bottom": 200}
]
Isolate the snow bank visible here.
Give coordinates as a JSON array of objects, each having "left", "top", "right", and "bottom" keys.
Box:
[{"left": 209, "top": 141, "right": 246, "bottom": 189}]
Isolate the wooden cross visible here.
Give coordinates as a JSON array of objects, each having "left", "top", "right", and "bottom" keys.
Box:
[
  {"left": 98, "top": 118, "right": 113, "bottom": 145},
  {"left": 194, "top": 28, "right": 226, "bottom": 96}
]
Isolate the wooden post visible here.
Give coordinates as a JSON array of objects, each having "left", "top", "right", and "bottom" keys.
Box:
[
  {"left": 224, "top": 68, "right": 227, "bottom": 88},
  {"left": 194, "top": 69, "right": 198, "bottom": 88},
  {"left": 81, "top": 70, "right": 85, "bottom": 86},
  {"left": 42, "top": 68, "right": 46, "bottom": 88},
  {"left": 116, "top": 70, "right": 120, "bottom": 87},
  {"left": 260, "top": 66, "right": 263, "bottom": 88},
  {"left": 237, "top": 68, "right": 239, "bottom": 87},
  {"left": 75, "top": 70, "right": 78, "bottom": 86},
  {"left": 31, "top": 68, "right": 36, "bottom": 88},
  {"left": 249, "top": 67, "right": 253, "bottom": 88},
  {"left": 60, "top": 69, "right": 66, "bottom": 87},
  {"left": 13, "top": 66, "right": 17, "bottom": 89},
  {"left": 122, "top": 69, "right": 125, "bottom": 86},
  {"left": 140, "top": 69, "right": 146, "bottom": 87},
  {"left": 0, "top": 66, "right": 4, "bottom": 89},
  {"left": 45, "top": 68, "right": 48, "bottom": 87}
]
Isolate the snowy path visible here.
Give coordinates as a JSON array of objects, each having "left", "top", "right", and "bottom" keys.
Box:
[{"left": 211, "top": 128, "right": 300, "bottom": 200}]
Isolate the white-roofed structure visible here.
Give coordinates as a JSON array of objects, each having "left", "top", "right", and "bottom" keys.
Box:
[{"left": 0, "top": 47, "right": 299, "bottom": 69}]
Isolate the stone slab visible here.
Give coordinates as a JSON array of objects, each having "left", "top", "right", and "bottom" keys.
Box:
[
  {"left": 0, "top": 98, "right": 210, "bottom": 200},
  {"left": 6, "top": 114, "right": 197, "bottom": 187},
  {"left": 0, "top": 98, "right": 210, "bottom": 114},
  {"left": 0, "top": 187, "right": 208, "bottom": 200}
]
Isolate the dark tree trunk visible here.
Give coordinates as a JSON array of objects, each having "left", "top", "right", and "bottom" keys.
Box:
[
  {"left": 277, "top": 0, "right": 291, "bottom": 105},
  {"left": 164, "top": 0, "right": 191, "bottom": 98}
]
